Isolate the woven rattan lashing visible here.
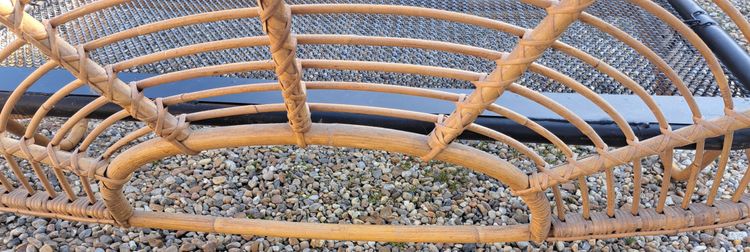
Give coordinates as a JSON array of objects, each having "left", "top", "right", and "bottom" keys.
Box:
[{"left": 0, "top": 0, "right": 750, "bottom": 243}]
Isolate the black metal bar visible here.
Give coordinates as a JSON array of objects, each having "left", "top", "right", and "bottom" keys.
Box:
[
  {"left": 6, "top": 92, "right": 750, "bottom": 150},
  {"left": 668, "top": 0, "right": 750, "bottom": 91},
  {"left": 3, "top": 67, "right": 750, "bottom": 150}
]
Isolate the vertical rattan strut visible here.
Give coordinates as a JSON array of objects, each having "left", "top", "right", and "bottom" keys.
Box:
[{"left": 257, "top": 0, "right": 313, "bottom": 147}]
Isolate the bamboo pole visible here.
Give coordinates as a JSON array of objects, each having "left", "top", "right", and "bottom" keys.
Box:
[
  {"left": 0, "top": 0, "right": 193, "bottom": 150},
  {"left": 517, "top": 109, "right": 750, "bottom": 195},
  {"left": 129, "top": 211, "right": 530, "bottom": 243},
  {"left": 420, "top": 0, "right": 596, "bottom": 162}
]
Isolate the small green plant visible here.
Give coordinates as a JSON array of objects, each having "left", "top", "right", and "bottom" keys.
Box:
[
  {"left": 447, "top": 180, "right": 460, "bottom": 191},
  {"left": 285, "top": 170, "right": 294, "bottom": 179},
  {"left": 369, "top": 191, "right": 382, "bottom": 205},
  {"left": 625, "top": 237, "right": 636, "bottom": 245},
  {"left": 387, "top": 242, "right": 406, "bottom": 248},
  {"left": 400, "top": 160, "right": 413, "bottom": 170},
  {"left": 435, "top": 170, "right": 450, "bottom": 184}
]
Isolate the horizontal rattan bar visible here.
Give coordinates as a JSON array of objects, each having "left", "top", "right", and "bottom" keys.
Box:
[{"left": 128, "top": 211, "right": 530, "bottom": 243}]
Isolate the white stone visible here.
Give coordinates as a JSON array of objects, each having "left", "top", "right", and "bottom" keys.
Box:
[
  {"left": 198, "top": 158, "right": 212, "bottom": 165},
  {"left": 727, "top": 231, "right": 748, "bottom": 241}
]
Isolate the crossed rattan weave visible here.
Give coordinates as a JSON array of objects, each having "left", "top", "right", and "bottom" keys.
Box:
[{"left": 1, "top": 0, "right": 750, "bottom": 243}]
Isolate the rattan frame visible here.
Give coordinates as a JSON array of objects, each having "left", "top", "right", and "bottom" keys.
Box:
[{"left": 0, "top": 0, "right": 749, "bottom": 243}]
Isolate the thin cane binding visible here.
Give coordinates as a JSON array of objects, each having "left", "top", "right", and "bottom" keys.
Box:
[{"left": 0, "top": 0, "right": 749, "bottom": 243}]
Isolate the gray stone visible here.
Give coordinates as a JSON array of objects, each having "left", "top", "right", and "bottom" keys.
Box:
[
  {"left": 39, "top": 245, "right": 54, "bottom": 252},
  {"left": 516, "top": 242, "right": 529, "bottom": 249},
  {"left": 164, "top": 177, "right": 176, "bottom": 185},
  {"left": 299, "top": 241, "right": 310, "bottom": 250},
  {"left": 202, "top": 242, "right": 218, "bottom": 252},
  {"left": 164, "top": 245, "right": 180, "bottom": 252},
  {"left": 99, "top": 235, "right": 114, "bottom": 245},
  {"left": 383, "top": 184, "right": 396, "bottom": 191},
  {"left": 179, "top": 242, "right": 197, "bottom": 251},
  {"left": 224, "top": 160, "right": 237, "bottom": 169},
  {"left": 212, "top": 176, "right": 227, "bottom": 184},
  {"left": 700, "top": 233, "right": 714, "bottom": 244},
  {"left": 31, "top": 219, "right": 47, "bottom": 229},
  {"left": 10, "top": 227, "right": 24, "bottom": 237},
  {"left": 462, "top": 243, "right": 477, "bottom": 252},
  {"left": 147, "top": 236, "right": 164, "bottom": 247},
  {"left": 198, "top": 159, "right": 211, "bottom": 166},
  {"left": 402, "top": 192, "right": 413, "bottom": 201},
  {"left": 26, "top": 237, "right": 42, "bottom": 248}
]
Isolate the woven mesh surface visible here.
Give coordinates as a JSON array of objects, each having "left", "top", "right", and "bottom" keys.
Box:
[{"left": 0, "top": 0, "right": 747, "bottom": 97}]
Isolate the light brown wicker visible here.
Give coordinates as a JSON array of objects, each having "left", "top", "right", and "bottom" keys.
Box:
[{"left": 0, "top": 0, "right": 750, "bottom": 243}]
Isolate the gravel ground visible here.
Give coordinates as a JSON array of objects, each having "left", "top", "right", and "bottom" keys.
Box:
[
  {"left": 4, "top": 1, "right": 750, "bottom": 252},
  {"left": 0, "top": 118, "right": 750, "bottom": 251},
  {"left": 4, "top": 119, "right": 750, "bottom": 252}
]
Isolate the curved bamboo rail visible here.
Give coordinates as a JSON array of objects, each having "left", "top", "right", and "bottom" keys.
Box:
[{"left": 0, "top": 0, "right": 749, "bottom": 243}]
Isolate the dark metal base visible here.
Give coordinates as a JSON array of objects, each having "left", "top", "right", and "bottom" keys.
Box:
[{"left": 2, "top": 67, "right": 749, "bottom": 150}]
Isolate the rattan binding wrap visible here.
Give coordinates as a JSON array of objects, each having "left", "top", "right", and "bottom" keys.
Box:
[{"left": 0, "top": 0, "right": 749, "bottom": 243}]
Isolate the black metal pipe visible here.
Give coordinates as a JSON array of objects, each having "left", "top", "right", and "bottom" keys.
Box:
[
  {"left": 7, "top": 92, "right": 750, "bottom": 150},
  {"left": 668, "top": 0, "right": 750, "bottom": 91}
]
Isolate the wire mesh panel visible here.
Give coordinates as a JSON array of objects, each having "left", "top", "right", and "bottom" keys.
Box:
[{"left": 1, "top": 0, "right": 747, "bottom": 96}]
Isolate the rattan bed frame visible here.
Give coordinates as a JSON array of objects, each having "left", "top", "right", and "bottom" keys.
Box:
[{"left": 1, "top": 0, "right": 750, "bottom": 243}]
